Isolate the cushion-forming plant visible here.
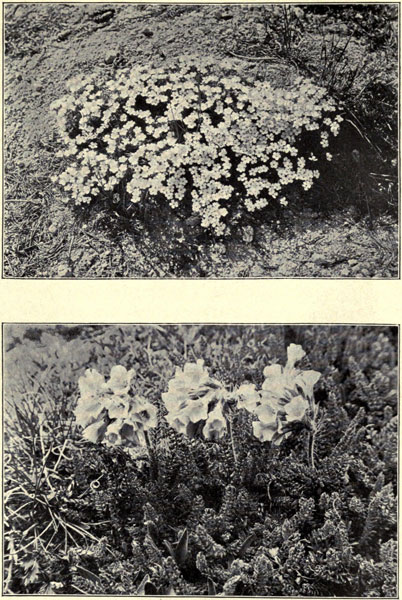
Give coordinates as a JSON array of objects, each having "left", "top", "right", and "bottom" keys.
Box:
[{"left": 51, "top": 57, "right": 342, "bottom": 235}]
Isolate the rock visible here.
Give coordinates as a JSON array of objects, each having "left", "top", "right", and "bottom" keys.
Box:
[
  {"left": 311, "top": 252, "right": 328, "bottom": 266},
  {"left": 13, "top": 6, "right": 26, "bottom": 18},
  {"left": 48, "top": 223, "right": 58, "bottom": 234},
  {"left": 57, "top": 264, "right": 70, "bottom": 277},
  {"left": 70, "top": 249, "right": 82, "bottom": 262},
  {"left": 215, "top": 10, "right": 233, "bottom": 20},
  {"left": 251, "top": 265, "right": 266, "bottom": 277},
  {"left": 339, "top": 267, "right": 350, "bottom": 277},
  {"left": 105, "top": 49, "right": 119, "bottom": 65},
  {"left": 57, "top": 29, "right": 72, "bottom": 42},
  {"left": 348, "top": 259, "right": 358, "bottom": 266},
  {"left": 86, "top": 6, "right": 115, "bottom": 22},
  {"left": 92, "top": 9, "right": 115, "bottom": 24}
]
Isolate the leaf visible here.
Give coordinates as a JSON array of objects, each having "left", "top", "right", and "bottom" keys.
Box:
[
  {"left": 23, "top": 558, "right": 40, "bottom": 585},
  {"left": 144, "top": 581, "right": 158, "bottom": 594},
  {"left": 164, "top": 539, "right": 176, "bottom": 560},
  {"left": 207, "top": 578, "right": 217, "bottom": 595},
  {"left": 166, "top": 584, "right": 178, "bottom": 595},
  {"left": 146, "top": 520, "right": 159, "bottom": 545},
  {"left": 174, "top": 528, "right": 188, "bottom": 563},
  {"left": 164, "top": 528, "right": 188, "bottom": 565},
  {"left": 238, "top": 532, "right": 257, "bottom": 557},
  {"left": 75, "top": 565, "right": 101, "bottom": 585},
  {"left": 137, "top": 574, "right": 158, "bottom": 595}
]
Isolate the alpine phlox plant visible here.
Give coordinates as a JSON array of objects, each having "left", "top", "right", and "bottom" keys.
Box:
[
  {"left": 51, "top": 56, "right": 343, "bottom": 235},
  {"left": 5, "top": 326, "right": 397, "bottom": 596}
]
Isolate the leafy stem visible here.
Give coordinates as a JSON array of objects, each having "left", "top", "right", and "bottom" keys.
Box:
[{"left": 144, "top": 430, "right": 158, "bottom": 480}]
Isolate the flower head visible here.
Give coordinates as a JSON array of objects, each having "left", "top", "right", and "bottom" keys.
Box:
[
  {"left": 75, "top": 365, "right": 157, "bottom": 447},
  {"left": 239, "top": 345, "right": 321, "bottom": 445},
  {"left": 262, "top": 344, "right": 321, "bottom": 405},
  {"left": 162, "top": 360, "right": 231, "bottom": 441}
]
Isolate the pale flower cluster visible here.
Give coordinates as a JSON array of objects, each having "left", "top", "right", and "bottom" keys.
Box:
[
  {"left": 74, "top": 365, "right": 157, "bottom": 447},
  {"left": 237, "top": 344, "right": 321, "bottom": 444},
  {"left": 162, "top": 360, "right": 232, "bottom": 440},
  {"left": 74, "top": 345, "right": 321, "bottom": 451},
  {"left": 162, "top": 344, "right": 321, "bottom": 445},
  {"left": 51, "top": 57, "right": 343, "bottom": 233}
]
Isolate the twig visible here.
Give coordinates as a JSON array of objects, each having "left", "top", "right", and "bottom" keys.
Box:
[
  {"left": 226, "top": 49, "right": 278, "bottom": 62},
  {"left": 5, "top": 198, "right": 43, "bottom": 204}
]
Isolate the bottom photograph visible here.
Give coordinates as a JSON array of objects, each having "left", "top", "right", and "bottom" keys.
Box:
[{"left": 3, "top": 324, "right": 398, "bottom": 596}]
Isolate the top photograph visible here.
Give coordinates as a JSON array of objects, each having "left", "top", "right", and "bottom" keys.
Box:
[{"left": 3, "top": 2, "right": 399, "bottom": 279}]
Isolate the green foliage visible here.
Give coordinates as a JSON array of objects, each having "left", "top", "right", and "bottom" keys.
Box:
[{"left": 4, "top": 325, "right": 397, "bottom": 595}]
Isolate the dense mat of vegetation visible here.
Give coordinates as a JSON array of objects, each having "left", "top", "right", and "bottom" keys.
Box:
[
  {"left": 4, "top": 4, "right": 398, "bottom": 277},
  {"left": 4, "top": 325, "right": 397, "bottom": 595}
]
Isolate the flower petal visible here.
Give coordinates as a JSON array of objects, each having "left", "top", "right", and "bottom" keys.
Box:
[
  {"left": 119, "top": 422, "right": 144, "bottom": 446},
  {"left": 286, "top": 344, "right": 306, "bottom": 368},
  {"left": 296, "top": 370, "right": 321, "bottom": 398},
  {"left": 202, "top": 403, "right": 227, "bottom": 441},
  {"left": 252, "top": 420, "right": 277, "bottom": 442},
  {"left": 79, "top": 369, "right": 105, "bottom": 398},
  {"left": 165, "top": 410, "right": 191, "bottom": 436},
  {"left": 74, "top": 397, "right": 104, "bottom": 429},
  {"left": 284, "top": 395, "right": 309, "bottom": 422},
  {"left": 262, "top": 364, "right": 283, "bottom": 379},
  {"left": 181, "top": 398, "right": 209, "bottom": 423},
  {"left": 254, "top": 402, "right": 277, "bottom": 425},
  {"left": 129, "top": 397, "right": 158, "bottom": 430},
  {"left": 107, "top": 365, "right": 135, "bottom": 395},
  {"left": 82, "top": 419, "right": 108, "bottom": 443},
  {"left": 236, "top": 383, "right": 261, "bottom": 413},
  {"left": 106, "top": 397, "right": 130, "bottom": 420}
]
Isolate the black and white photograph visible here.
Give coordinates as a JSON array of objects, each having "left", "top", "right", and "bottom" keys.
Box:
[
  {"left": 3, "top": 324, "right": 398, "bottom": 595},
  {"left": 3, "top": 3, "right": 399, "bottom": 278}
]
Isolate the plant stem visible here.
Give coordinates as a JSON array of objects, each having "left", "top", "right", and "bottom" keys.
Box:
[
  {"left": 309, "top": 401, "right": 318, "bottom": 470},
  {"left": 144, "top": 431, "right": 157, "bottom": 480},
  {"left": 227, "top": 418, "right": 238, "bottom": 468},
  {"left": 309, "top": 426, "right": 316, "bottom": 470}
]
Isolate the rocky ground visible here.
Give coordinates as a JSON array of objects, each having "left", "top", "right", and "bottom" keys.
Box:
[{"left": 4, "top": 3, "right": 399, "bottom": 278}]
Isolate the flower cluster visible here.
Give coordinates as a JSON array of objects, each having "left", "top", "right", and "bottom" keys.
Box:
[
  {"left": 162, "top": 360, "right": 233, "bottom": 440},
  {"left": 74, "top": 346, "right": 321, "bottom": 449},
  {"left": 162, "top": 344, "right": 321, "bottom": 445},
  {"left": 51, "top": 57, "right": 343, "bottom": 235},
  {"left": 74, "top": 365, "right": 157, "bottom": 447},
  {"left": 237, "top": 344, "right": 321, "bottom": 443}
]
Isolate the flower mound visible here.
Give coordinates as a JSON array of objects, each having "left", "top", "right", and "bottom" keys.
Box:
[
  {"left": 51, "top": 57, "right": 343, "bottom": 235},
  {"left": 75, "top": 365, "right": 157, "bottom": 447}
]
